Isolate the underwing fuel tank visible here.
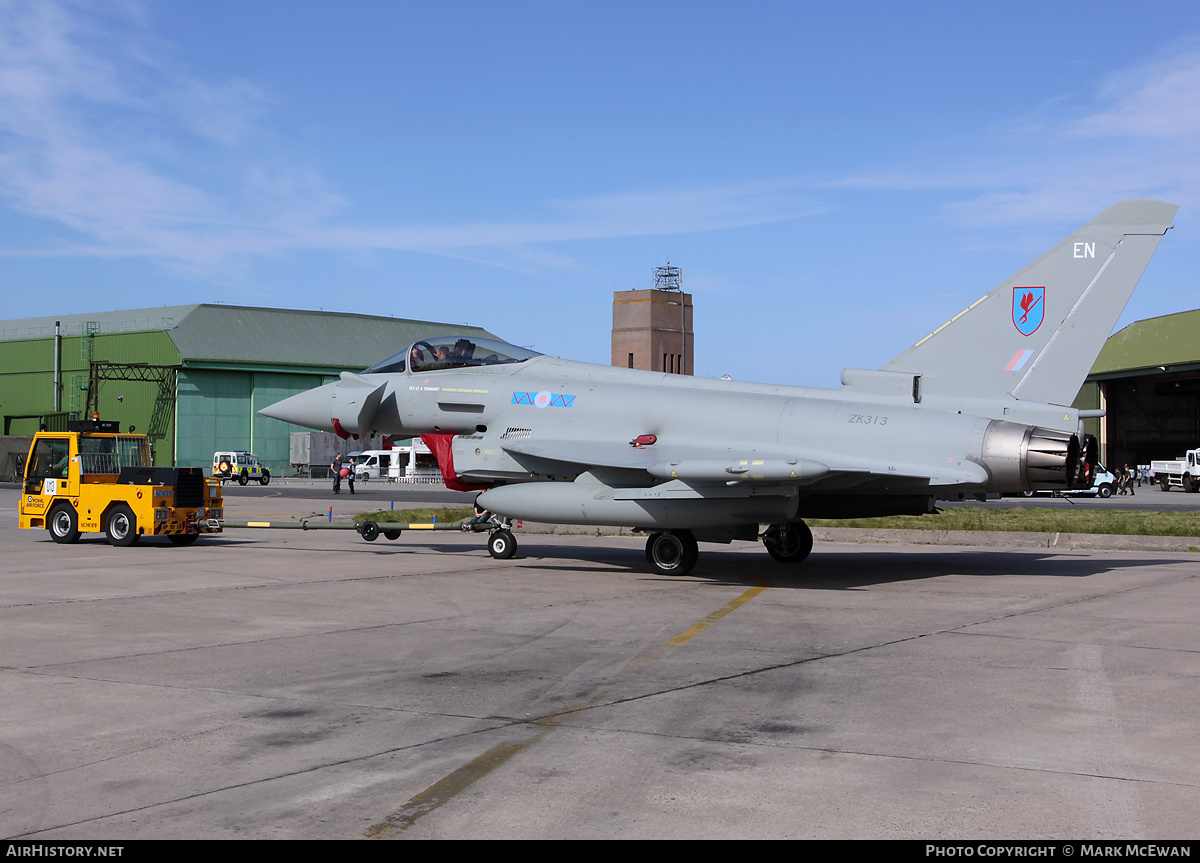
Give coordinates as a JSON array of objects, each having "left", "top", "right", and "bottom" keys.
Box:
[{"left": 478, "top": 478, "right": 799, "bottom": 530}]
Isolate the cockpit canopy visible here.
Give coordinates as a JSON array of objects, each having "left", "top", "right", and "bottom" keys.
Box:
[{"left": 364, "top": 336, "right": 542, "bottom": 374}]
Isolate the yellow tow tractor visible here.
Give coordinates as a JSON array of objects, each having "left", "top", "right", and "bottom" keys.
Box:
[{"left": 18, "top": 419, "right": 223, "bottom": 546}]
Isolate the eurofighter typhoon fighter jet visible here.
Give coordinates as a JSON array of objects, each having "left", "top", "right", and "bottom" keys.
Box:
[{"left": 261, "top": 200, "right": 1176, "bottom": 575}]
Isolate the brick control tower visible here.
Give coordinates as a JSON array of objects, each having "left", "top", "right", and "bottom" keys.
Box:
[{"left": 611, "top": 264, "right": 693, "bottom": 374}]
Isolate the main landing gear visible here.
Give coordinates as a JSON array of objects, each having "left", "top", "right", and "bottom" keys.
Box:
[
  {"left": 643, "top": 520, "right": 814, "bottom": 577},
  {"left": 761, "top": 521, "right": 813, "bottom": 564},
  {"left": 645, "top": 529, "right": 699, "bottom": 576}
]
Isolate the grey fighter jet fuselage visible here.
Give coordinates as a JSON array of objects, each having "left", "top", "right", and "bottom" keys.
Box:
[{"left": 261, "top": 200, "right": 1177, "bottom": 574}]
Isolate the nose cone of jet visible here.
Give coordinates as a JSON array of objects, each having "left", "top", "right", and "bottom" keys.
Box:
[{"left": 258, "top": 382, "right": 337, "bottom": 431}]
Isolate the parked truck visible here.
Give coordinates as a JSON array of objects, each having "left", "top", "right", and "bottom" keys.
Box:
[
  {"left": 1150, "top": 448, "right": 1200, "bottom": 492},
  {"left": 18, "top": 419, "right": 223, "bottom": 546},
  {"left": 289, "top": 431, "right": 388, "bottom": 477}
]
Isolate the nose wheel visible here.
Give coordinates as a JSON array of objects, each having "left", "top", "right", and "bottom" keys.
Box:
[{"left": 488, "top": 528, "right": 517, "bottom": 559}]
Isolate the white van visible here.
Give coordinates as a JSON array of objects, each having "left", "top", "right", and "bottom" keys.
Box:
[
  {"left": 353, "top": 443, "right": 440, "bottom": 481},
  {"left": 352, "top": 450, "right": 394, "bottom": 480},
  {"left": 1020, "top": 464, "right": 1118, "bottom": 499}
]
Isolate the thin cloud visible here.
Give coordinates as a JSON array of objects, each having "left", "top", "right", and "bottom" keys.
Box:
[
  {"left": 826, "top": 43, "right": 1200, "bottom": 228},
  {"left": 0, "top": 0, "right": 820, "bottom": 274},
  {"left": 1071, "top": 48, "right": 1200, "bottom": 139}
]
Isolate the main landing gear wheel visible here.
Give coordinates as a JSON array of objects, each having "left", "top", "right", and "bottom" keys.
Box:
[
  {"left": 105, "top": 504, "right": 139, "bottom": 547},
  {"left": 645, "top": 529, "right": 698, "bottom": 576},
  {"left": 49, "top": 504, "right": 80, "bottom": 544},
  {"left": 488, "top": 529, "right": 517, "bottom": 559},
  {"left": 762, "top": 521, "right": 813, "bottom": 564}
]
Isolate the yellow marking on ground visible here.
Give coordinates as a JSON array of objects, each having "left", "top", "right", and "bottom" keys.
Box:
[
  {"left": 365, "top": 576, "right": 771, "bottom": 837},
  {"left": 661, "top": 582, "right": 769, "bottom": 648},
  {"left": 365, "top": 701, "right": 592, "bottom": 839}
]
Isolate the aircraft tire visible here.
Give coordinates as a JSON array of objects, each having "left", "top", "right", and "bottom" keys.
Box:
[
  {"left": 763, "top": 521, "right": 813, "bottom": 564},
  {"left": 359, "top": 520, "right": 380, "bottom": 542},
  {"left": 168, "top": 533, "right": 199, "bottom": 546},
  {"left": 488, "top": 529, "right": 517, "bottom": 559},
  {"left": 383, "top": 529, "right": 402, "bottom": 540},
  {"left": 49, "top": 504, "right": 80, "bottom": 544},
  {"left": 105, "top": 504, "right": 139, "bottom": 547},
  {"left": 646, "top": 530, "right": 698, "bottom": 576},
  {"left": 238, "top": 470, "right": 248, "bottom": 486},
  {"left": 259, "top": 471, "right": 270, "bottom": 486}
]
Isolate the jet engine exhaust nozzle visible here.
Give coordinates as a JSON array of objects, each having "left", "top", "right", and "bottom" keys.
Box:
[{"left": 980, "top": 420, "right": 1090, "bottom": 492}]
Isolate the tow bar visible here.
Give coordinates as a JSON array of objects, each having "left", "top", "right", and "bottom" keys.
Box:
[{"left": 217, "top": 517, "right": 519, "bottom": 559}]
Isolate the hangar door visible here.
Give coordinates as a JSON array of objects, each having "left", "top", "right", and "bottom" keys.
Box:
[{"left": 176, "top": 369, "right": 331, "bottom": 472}]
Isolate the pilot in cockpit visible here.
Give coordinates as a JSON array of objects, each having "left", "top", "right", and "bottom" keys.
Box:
[
  {"left": 450, "top": 339, "right": 475, "bottom": 363},
  {"left": 365, "top": 337, "right": 541, "bottom": 376}
]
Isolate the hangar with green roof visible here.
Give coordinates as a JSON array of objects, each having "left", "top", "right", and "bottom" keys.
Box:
[
  {"left": 1075, "top": 308, "right": 1200, "bottom": 469},
  {"left": 0, "top": 304, "right": 496, "bottom": 474}
]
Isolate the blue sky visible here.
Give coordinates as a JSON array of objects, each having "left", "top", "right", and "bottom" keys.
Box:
[{"left": 3, "top": 0, "right": 1200, "bottom": 386}]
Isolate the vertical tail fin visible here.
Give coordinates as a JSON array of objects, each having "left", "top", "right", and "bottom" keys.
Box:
[{"left": 883, "top": 200, "right": 1177, "bottom": 405}]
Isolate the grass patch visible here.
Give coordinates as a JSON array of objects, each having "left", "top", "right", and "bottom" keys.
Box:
[
  {"left": 807, "top": 507, "right": 1200, "bottom": 537},
  {"left": 354, "top": 507, "right": 474, "bottom": 524},
  {"left": 349, "top": 506, "right": 1200, "bottom": 538}
]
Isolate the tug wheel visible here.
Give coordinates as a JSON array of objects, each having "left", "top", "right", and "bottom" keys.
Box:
[
  {"left": 105, "top": 504, "right": 139, "bottom": 547},
  {"left": 49, "top": 504, "right": 80, "bottom": 544}
]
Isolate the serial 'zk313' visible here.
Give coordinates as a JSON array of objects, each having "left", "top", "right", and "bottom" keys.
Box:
[{"left": 261, "top": 200, "right": 1177, "bottom": 575}]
